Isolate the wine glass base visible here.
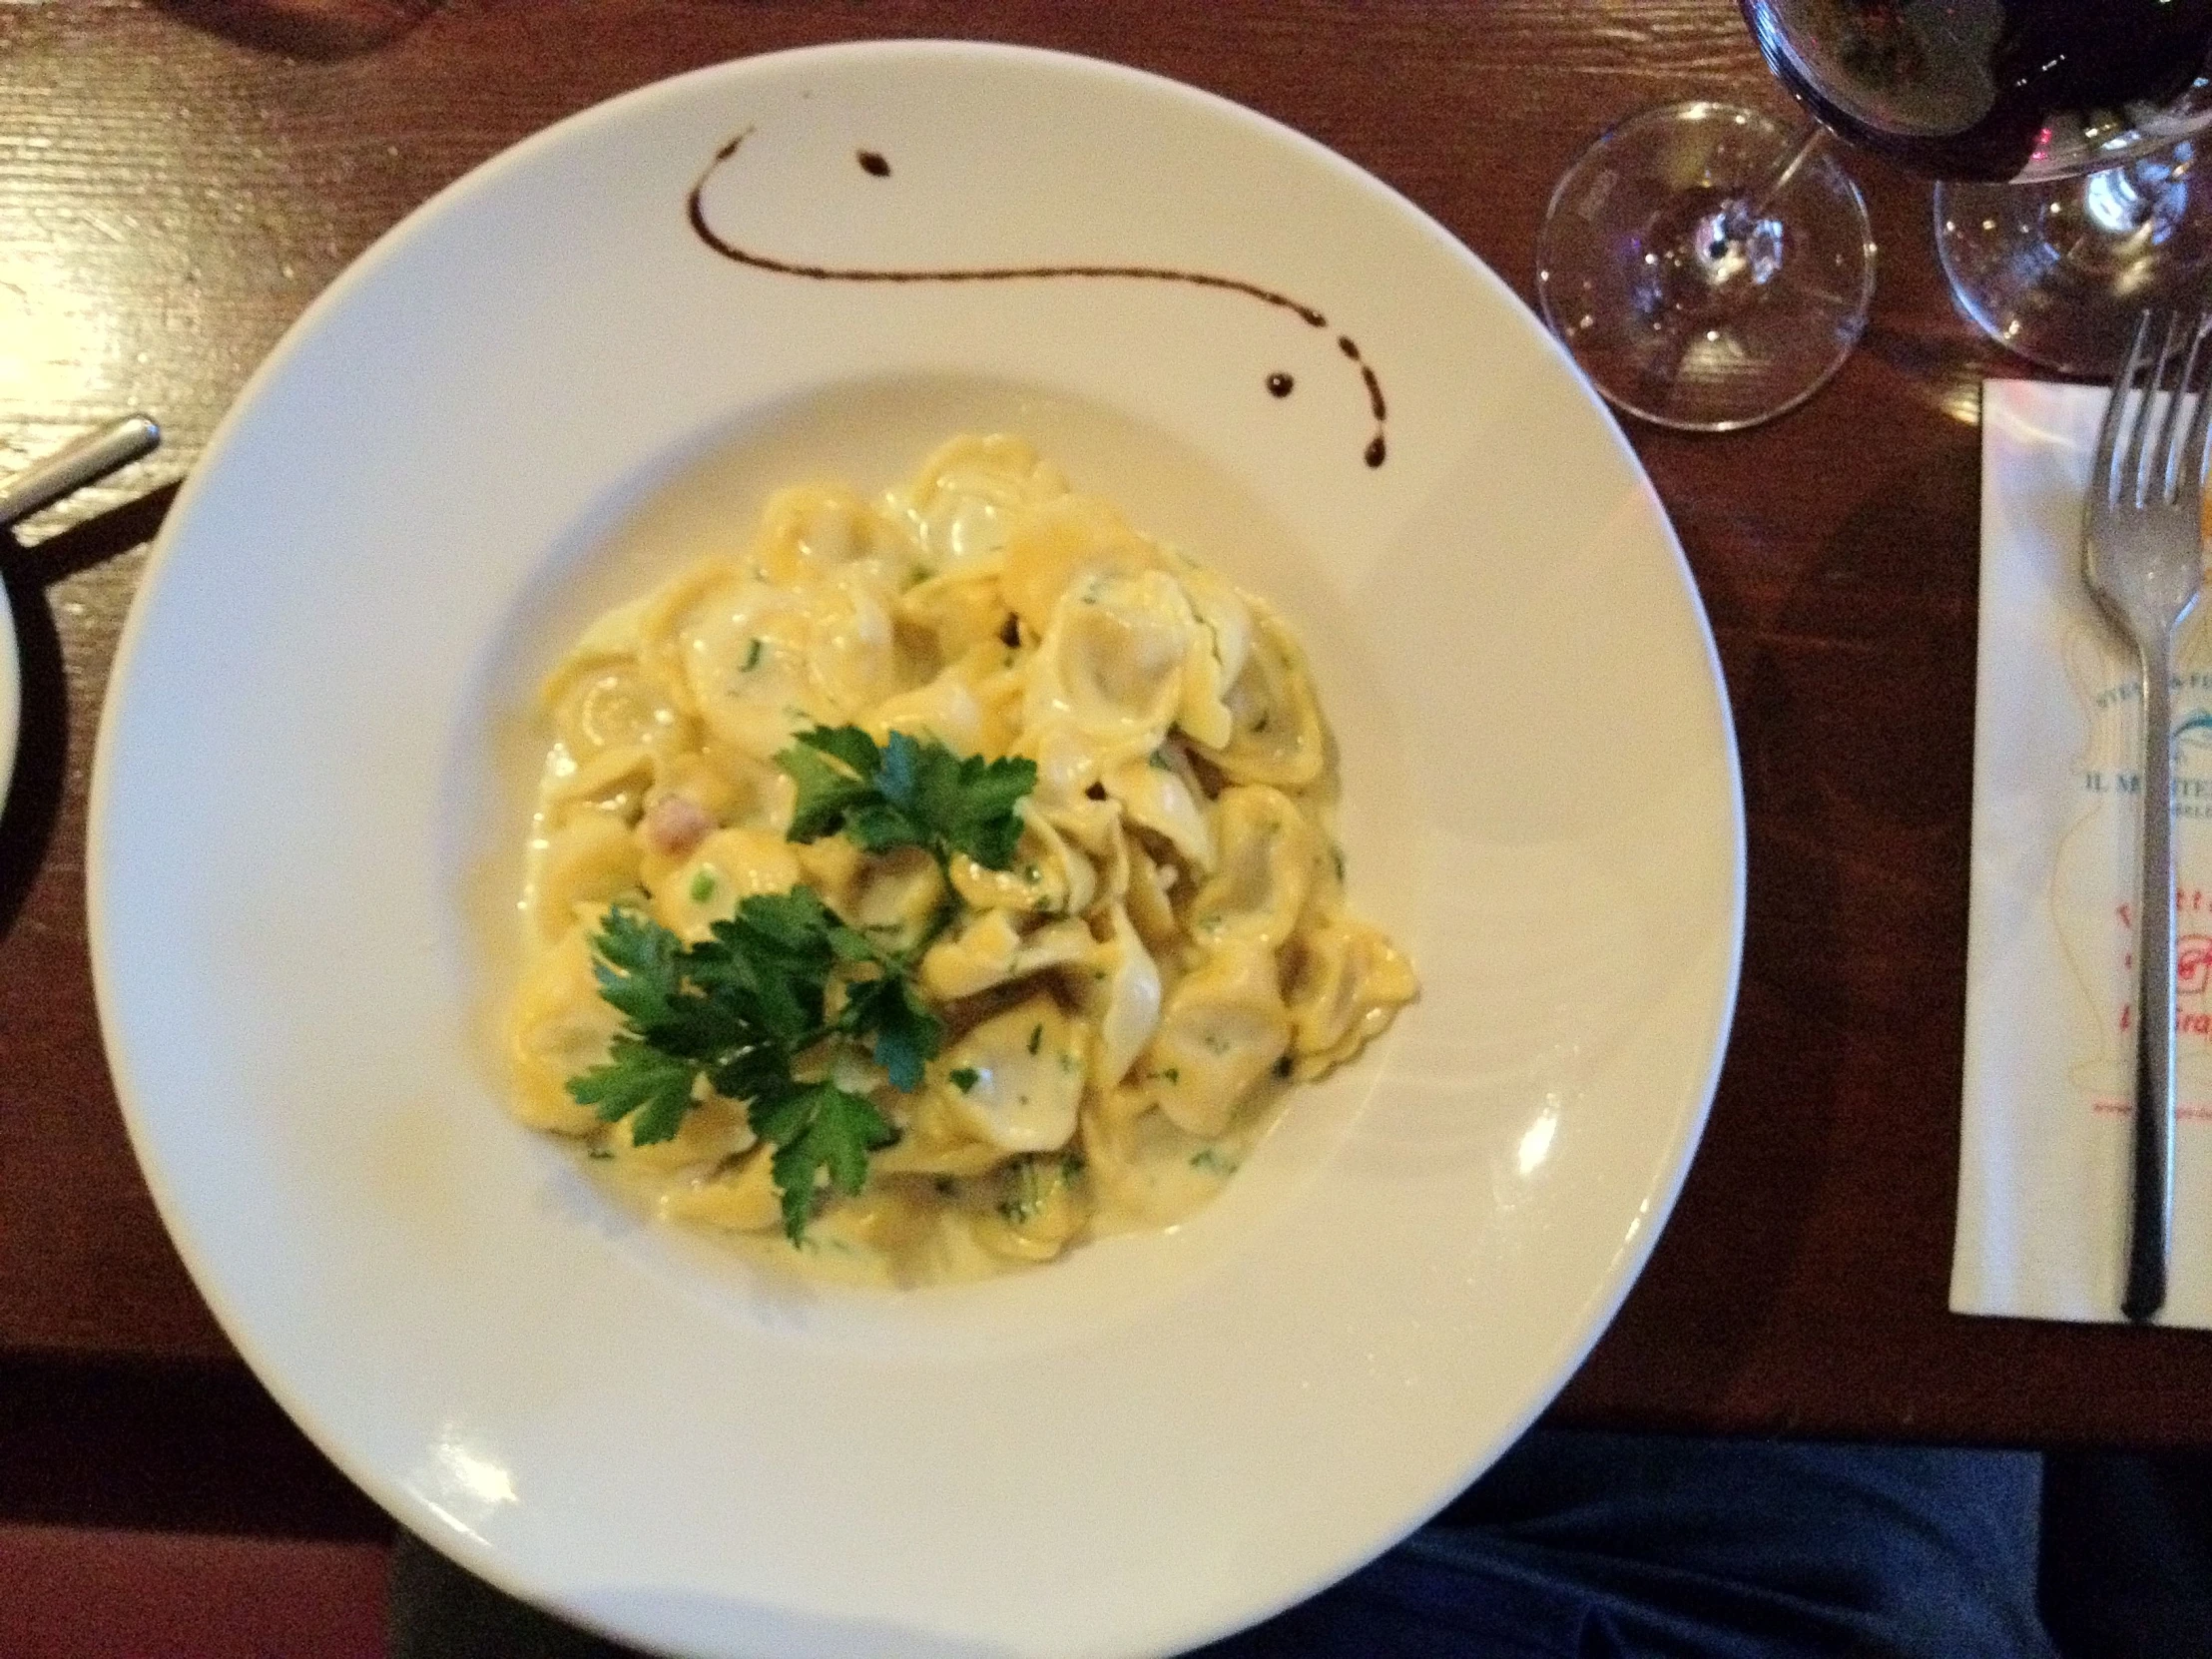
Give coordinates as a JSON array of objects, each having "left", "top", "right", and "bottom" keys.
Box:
[
  {"left": 1936, "top": 147, "right": 2212, "bottom": 378},
  {"left": 1537, "top": 101, "right": 1875, "bottom": 433}
]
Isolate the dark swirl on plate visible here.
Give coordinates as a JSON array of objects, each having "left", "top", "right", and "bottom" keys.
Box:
[{"left": 687, "top": 131, "right": 1387, "bottom": 468}]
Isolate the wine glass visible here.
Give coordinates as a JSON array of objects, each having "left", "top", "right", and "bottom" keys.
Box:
[
  {"left": 1536, "top": 100, "right": 1875, "bottom": 432},
  {"left": 1742, "top": 0, "right": 2212, "bottom": 378},
  {"left": 1538, "top": 0, "right": 2212, "bottom": 429}
]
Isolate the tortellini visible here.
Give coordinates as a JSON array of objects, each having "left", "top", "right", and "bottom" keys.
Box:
[
  {"left": 937, "top": 997, "right": 1088, "bottom": 1153},
  {"left": 507, "top": 435, "right": 1416, "bottom": 1287}
]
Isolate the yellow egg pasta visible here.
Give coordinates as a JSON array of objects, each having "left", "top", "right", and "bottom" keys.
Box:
[{"left": 506, "top": 435, "right": 1415, "bottom": 1285}]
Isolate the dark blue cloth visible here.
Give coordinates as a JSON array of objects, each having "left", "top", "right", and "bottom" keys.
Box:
[
  {"left": 1190, "top": 1431, "right": 2056, "bottom": 1659},
  {"left": 390, "top": 1429, "right": 2061, "bottom": 1658}
]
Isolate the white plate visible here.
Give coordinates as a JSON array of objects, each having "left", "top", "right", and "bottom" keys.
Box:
[{"left": 90, "top": 42, "right": 1743, "bottom": 1659}]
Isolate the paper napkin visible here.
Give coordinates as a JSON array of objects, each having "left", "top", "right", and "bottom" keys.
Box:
[{"left": 1954, "top": 378, "right": 2212, "bottom": 1327}]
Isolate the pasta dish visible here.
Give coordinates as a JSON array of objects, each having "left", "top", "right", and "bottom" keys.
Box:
[{"left": 504, "top": 435, "right": 1414, "bottom": 1284}]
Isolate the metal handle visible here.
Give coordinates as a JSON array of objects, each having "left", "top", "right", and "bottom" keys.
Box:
[
  {"left": 2127, "top": 639, "right": 2178, "bottom": 1323},
  {"left": 0, "top": 415, "right": 161, "bottom": 528}
]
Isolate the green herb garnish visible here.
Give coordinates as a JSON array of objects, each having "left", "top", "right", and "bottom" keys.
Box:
[
  {"left": 776, "top": 725, "right": 1036, "bottom": 870},
  {"left": 949, "top": 1067, "right": 981, "bottom": 1093},
  {"left": 565, "top": 891, "right": 942, "bottom": 1241}
]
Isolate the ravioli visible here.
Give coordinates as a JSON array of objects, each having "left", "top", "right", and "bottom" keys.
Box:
[{"left": 508, "top": 434, "right": 1416, "bottom": 1285}]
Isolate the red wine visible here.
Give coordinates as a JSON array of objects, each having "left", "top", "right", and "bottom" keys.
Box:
[{"left": 1743, "top": 0, "right": 2212, "bottom": 181}]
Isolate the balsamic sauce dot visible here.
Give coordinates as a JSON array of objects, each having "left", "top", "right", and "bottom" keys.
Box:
[
  {"left": 856, "top": 150, "right": 890, "bottom": 177},
  {"left": 1266, "top": 372, "right": 1295, "bottom": 397},
  {"left": 1365, "top": 435, "right": 1386, "bottom": 468}
]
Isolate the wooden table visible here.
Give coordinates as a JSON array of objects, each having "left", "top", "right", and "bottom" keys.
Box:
[{"left": 4, "top": 0, "right": 2207, "bottom": 1543}]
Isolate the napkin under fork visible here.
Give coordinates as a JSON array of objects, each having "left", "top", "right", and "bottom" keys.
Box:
[{"left": 1954, "top": 379, "right": 2212, "bottom": 1328}]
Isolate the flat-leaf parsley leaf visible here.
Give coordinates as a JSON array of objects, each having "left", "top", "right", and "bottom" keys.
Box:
[
  {"left": 754, "top": 1081, "right": 898, "bottom": 1243},
  {"left": 565, "top": 890, "right": 940, "bottom": 1242},
  {"left": 776, "top": 725, "right": 1037, "bottom": 870}
]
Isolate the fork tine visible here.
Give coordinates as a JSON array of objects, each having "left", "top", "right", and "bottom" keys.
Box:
[
  {"left": 2123, "top": 312, "right": 2183, "bottom": 508},
  {"left": 2179, "top": 313, "right": 2212, "bottom": 509},
  {"left": 2153, "top": 313, "right": 2202, "bottom": 502},
  {"left": 2098, "top": 311, "right": 2154, "bottom": 509}
]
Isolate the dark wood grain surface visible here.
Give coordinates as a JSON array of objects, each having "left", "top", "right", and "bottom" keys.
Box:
[{"left": 3, "top": 0, "right": 2205, "bottom": 1539}]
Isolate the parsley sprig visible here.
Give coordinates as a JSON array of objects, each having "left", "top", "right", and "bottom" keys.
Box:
[
  {"left": 566, "top": 891, "right": 942, "bottom": 1242},
  {"left": 568, "top": 727, "right": 1040, "bottom": 1241},
  {"left": 777, "top": 726, "right": 1037, "bottom": 870}
]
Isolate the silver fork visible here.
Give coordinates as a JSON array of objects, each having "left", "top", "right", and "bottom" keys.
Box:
[{"left": 2085, "top": 310, "right": 2212, "bottom": 1324}]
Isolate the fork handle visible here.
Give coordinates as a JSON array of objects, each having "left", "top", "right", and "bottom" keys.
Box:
[{"left": 2127, "top": 638, "right": 2178, "bottom": 1324}]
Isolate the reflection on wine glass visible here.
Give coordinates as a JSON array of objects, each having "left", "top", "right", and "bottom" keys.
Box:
[{"left": 1744, "top": 0, "right": 2212, "bottom": 377}]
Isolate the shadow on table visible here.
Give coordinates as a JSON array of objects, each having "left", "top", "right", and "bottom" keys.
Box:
[
  {"left": 1563, "top": 408, "right": 1981, "bottom": 1424},
  {"left": 0, "top": 482, "right": 178, "bottom": 941},
  {"left": 154, "top": 0, "right": 439, "bottom": 61},
  {"left": 1727, "top": 426, "right": 1983, "bottom": 1355},
  {"left": 0, "top": 1349, "right": 385, "bottom": 1538},
  {"left": 1719, "top": 423, "right": 1979, "bottom": 1370}
]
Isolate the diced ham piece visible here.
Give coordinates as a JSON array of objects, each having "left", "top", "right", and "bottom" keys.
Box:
[{"left": 640, "top": 793, "right": 715, "bottom": 857}]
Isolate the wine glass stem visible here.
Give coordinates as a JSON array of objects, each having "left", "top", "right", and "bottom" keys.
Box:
[
  {"left": 1709, "top": 121, "right": 1833, "bottom": 261},
  {"left": 1746, "top": 122, "right": 1832, "bottom": 222}
]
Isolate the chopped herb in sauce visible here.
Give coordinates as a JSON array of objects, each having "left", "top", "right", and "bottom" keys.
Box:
[{"left": 997, "top": 1158, "right": 1047, "bottom": 1223}]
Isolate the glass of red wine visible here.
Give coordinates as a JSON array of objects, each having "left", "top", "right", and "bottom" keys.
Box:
[
  {"left": 1537, "top": 0, "right": 2212, "bottom": 429},
  {"left": 1746, "top": 0, "right": 2212, "bottom": 378}
]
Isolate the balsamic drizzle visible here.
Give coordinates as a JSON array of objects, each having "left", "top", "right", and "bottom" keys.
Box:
[{"left": 687, "top": 131, "right": 1387, "bottom": 468}]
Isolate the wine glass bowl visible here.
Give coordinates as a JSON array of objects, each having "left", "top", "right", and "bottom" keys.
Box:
[
  {"left": 1742, "top": 0, "right": 2212, "bottom": 184},
  {"left": 1741, "top": 0, "right": 2212, "bottom": 375}
]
